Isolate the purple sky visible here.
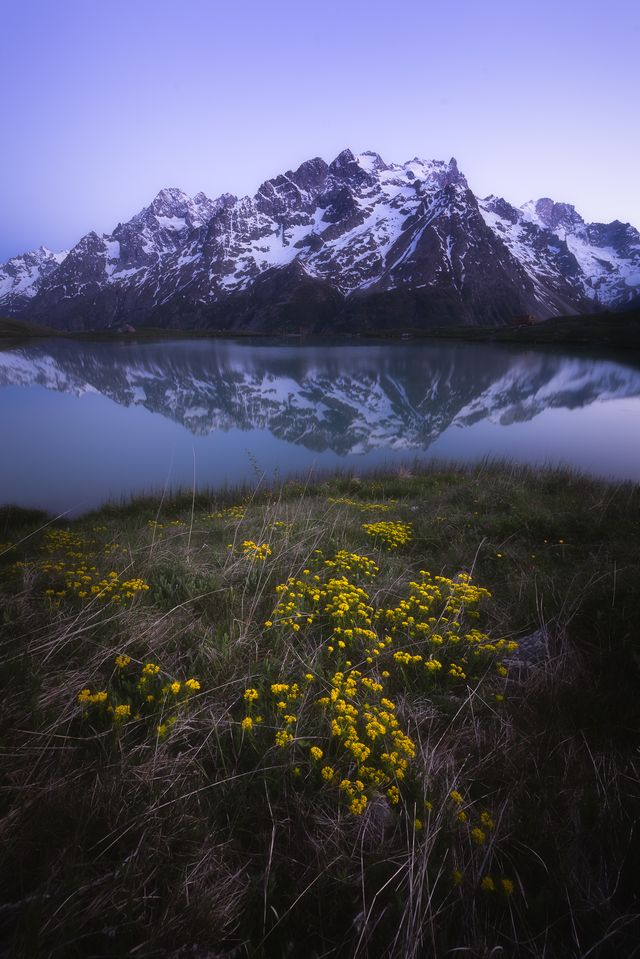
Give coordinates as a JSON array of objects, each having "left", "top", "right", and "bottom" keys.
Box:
[{"left": 1, "top": 0, "right": 638, "bottom": 263}]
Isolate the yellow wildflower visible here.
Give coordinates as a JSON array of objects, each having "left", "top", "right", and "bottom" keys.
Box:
[
  {"left": 349, "top": 795, "right": 367, "bottom": 815},
  {"left": 241, "top": 540, "right": 272, "bottom": 561},
  {"left": 275, "top": 730, "right": 293, "bottom": 747}
]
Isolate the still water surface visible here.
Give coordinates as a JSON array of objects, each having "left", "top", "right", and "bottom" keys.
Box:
[{"left": 1, "top": 337, "right": 640, "bottom": 515}]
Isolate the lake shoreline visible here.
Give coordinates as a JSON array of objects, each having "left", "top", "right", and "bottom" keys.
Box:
[
  {"left": 2, "top": 305, "right": 640, "bottom": 350},
  {"left": 2, "top": 457, "right": 640, "bottom": 523},
  {"left": 2, "top": 463, "right": 639, "bottom": 955},
  {"left": 2, "top": 334, "right": 640, "bottom": 515}
]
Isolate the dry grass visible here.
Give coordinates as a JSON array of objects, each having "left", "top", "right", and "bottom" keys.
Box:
[{"left": 0, "top": 464, "right": 639, "bottom": 957}]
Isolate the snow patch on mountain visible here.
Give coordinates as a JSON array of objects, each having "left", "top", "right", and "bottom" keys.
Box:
[
  {"left": 0, "top": 246, "right": 69, "bottom": 308},
  {"left": 518, "top": 198, "right": 640, "bottom": 306}
]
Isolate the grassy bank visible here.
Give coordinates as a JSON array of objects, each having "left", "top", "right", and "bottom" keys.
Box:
[
  {"left": 0, "top": 316, "right": 65, "bottom": 340},
  {"left": 1, "top": 465, "right": 639, "bottom": 957},
  {"left": 3, "top": 306, "right": 640, "bottom": 349},
  {"left": 408, "top": 307, "right": 640, "bottom": 350}
]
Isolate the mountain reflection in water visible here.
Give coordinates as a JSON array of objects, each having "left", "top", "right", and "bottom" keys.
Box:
[{"left": 1, "top": 337, "right": 640, "bottom": 514}]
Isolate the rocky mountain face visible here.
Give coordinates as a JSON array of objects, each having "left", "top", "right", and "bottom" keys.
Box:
[
  {"left": 0, "top": 246, "right": 68, "bottom": 314},
  {"left": 2, "top": 150, "right": 639, "bottom": 332}
]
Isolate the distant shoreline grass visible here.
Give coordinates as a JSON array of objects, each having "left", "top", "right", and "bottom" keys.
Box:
[
  {"left": 1, "top": 463, "right": 639, "bottom": 957},
  {"left": 2, "top": 306, "right": 640, "bottom": 350}
]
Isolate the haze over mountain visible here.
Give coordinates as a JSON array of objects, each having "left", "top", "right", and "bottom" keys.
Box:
[{"left": 2, "top": 150, "right": 639, "bottom": 333}]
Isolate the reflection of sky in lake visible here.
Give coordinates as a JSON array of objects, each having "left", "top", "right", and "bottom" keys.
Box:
[
  {"left": 0, "top": 385, "right": 434, "bottom": 516},
  {"left": 431, "top": 398, "right": 640, "bottom": 477},
  {"left": 1, "top": 338, "right": 639, "bottom": 515}
]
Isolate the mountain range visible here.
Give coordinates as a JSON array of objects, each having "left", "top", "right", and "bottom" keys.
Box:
[{"left": 1, "top": 150, "right": 639, "bottom": 332}]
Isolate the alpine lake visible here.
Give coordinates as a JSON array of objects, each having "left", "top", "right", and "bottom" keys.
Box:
[{"left": 2, "top": 335, "right": 640, "bottom": 516}]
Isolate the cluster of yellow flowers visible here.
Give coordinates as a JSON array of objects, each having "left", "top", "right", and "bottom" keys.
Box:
[
  {"left": 241, "top": 665, "right": 417, "bottom": 817},
  {"left": 239, "top": 537, "right": 513, "bottom": 842},
  {"left": 241, "top": 540, "right": 272, "bottom": 561},
  {"left": 147, "top": 518, "right": 185, "bottom": 534},
  {"left": 267, "top": 563, "right": 377, "bottom": 647},
  {"left": 209, "top": 505, "right": 246, "bottom": 521},
  {"left": 362, "top": 520, "right": 413, "bottom": 550},
  {"left": 9, "top": 527, "right": 151, "bottom": 606},
  {"left": 242, "top": 715, "right": 262, "bottom": 731},
  {"left": 38, "top": 560, "right": 95, "bottom": 598},
  {"left": 318, "top": 670, "right": 416, "bottom": 813},
  {"left": 41, "top": 528, "right": 87, "bottom": 555},
  {"left": 77, "top": 656, "right": 201, "bottom": 736},
  {"left": 327, "top": 496, "right": 396, "bottom": 512},
  {"left": 323, "top": 550, "right": 379, "bottom": 579},
  {"left": 77, "top": 689, "right": 108, "bottom": 706},
  {"left": 377, "top": 571, "right": 515, "bottom": 685},
  {"left": 266, "top": 560, "right": 510, "bottom": 694},
  {"left": 239, "top": 686, "right": 265, "bottom": 730},
  {"left": 43, "top": 568, "right": 150, "bottom": 603}
]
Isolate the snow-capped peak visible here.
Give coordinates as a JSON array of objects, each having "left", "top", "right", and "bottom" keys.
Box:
[
  {"left": 149, "top": 186, "right": 193, "bottom": 212},
  {"left": 0, "top": 245, "right": 69, "bottom": 306},
  {"left": 521, "top": 198, "right": 585, "bottom": 236},
  {"left": 355, "top": 151, "right": 388, "bottom": 173}
]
